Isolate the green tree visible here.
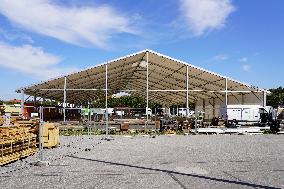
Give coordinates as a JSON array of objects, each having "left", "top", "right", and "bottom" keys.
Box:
[
  {"left": 267, "top": 87, "right": 284, "bottom": 107},
  {"left": 92, "top": 95, "right": 161, "bottom": 108},
  {"left": 91, "top": 95, "right": 196, "bottom": 109}
]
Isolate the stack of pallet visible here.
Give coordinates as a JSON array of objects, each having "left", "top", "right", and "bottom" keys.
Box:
[
  {"left": 0, "top": 116, "right": 22, "bottom": 126},
  {"left": 15, "top": 119, "right": 40, "bottom": 135},
  {"left": 0, "top": 127, "right": 37, "bottom": 166}
]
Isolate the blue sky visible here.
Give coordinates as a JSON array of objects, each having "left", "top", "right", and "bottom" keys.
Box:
[{"left": 0, "top": 0, "right": 283, "bottom": 100}]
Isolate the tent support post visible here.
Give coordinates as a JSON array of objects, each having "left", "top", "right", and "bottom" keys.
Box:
[
  {"left": 263, "top": 90, "right": 267, "bottom": 107},
  {"left": 177, "top": 105, "right": 178, "bottom": 116},
  {"left": 105, "top": 64, "right": 109, "bottom": 137},
  {"left": 225, "top": 77, "right": 228, "bottom": 120},
  {"left": 146, "top": 51, "right": 149, "bottom": 130},
  {"left": 39, "top": 106, "right": 43, "bottom": 161},
  {"left": 202, "top": 99, "right": 205, "bottom": 113},
  {"left": 42, "top": 97, "right": 45, "bottom": 106},
  {"left": 63, "top": 76, "right": 67, "bottom": 122},
  {"left": 213, "top": 98, "right": 216, "bottom": 117},
  {"left": 21, "top": 90, "right": 24, "bottom": 119},
  {"left": 186, "top": 65, "right": 189, "bottom": 118},
  {"left": 225, "top": 77, "right": 228, "bottom": 106}
]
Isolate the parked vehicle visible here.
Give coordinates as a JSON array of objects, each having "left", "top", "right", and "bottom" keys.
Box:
[{"left": 220, "top": 105, "right": 273, "bottom": 125}]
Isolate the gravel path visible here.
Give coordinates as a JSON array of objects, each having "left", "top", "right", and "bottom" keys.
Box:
[{"left": 1, "top": 135, "right": 283, "bottom": 189}]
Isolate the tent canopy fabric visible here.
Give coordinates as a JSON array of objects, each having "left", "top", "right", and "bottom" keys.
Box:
[{"left": 16, "top": 49, "right": 264, "bottom": 105}]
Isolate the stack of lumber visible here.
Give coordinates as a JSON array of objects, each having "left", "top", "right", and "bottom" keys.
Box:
[
  {"left": 0, "top": 116, "right": 4, "bottom": 126},
  {"left": 15, "top": 119, "right": 39, "bottom": 127},
  {"left": 15, "top": 119, "right": 40, "bottom": 136},
  {"left": 0, "top": 127, "right": 37, "bottom": 166},
  {"left": 0, "top": 116, "right": 22, "bottom": 126}
]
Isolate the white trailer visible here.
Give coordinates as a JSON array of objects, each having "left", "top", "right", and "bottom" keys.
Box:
[{"left": 220, "top": 105, "right": 272, "bottom": 124}]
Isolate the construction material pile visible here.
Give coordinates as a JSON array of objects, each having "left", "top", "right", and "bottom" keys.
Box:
[
  {"left": 0, "top": 127, "right": 37, "bottom": 166},
  {"left": 15, "top": 119, "right": 39, "bottom": 135},
  {"left": 0, "top": 115, "right": 22, "bottom": 126}
]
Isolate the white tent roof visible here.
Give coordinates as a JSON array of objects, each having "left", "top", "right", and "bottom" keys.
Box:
[{"left": 17, "top": 49, "right": 264, "bottom": 105}]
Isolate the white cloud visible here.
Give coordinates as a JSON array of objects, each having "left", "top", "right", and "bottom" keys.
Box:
[
  {"left": 0, "top": 27, "right": 34, "bottom": 43},
  {"left": 212, "top": 54, "right": 228, "bottom": 61},
  {"left": 239, "top": 57, "right": 248, "bottom": 62},
  {"left": 180, "top": 0, "right": 235, "bottom": 36},
  {"left": 242, "top": 64, "right": 250, "bottom": 72},
  {"left": 0, "top": 0, "right": 136, "bottom": 48},
  {"left": 0, "top": 42, "right": 76, "bottom": 79},
  {"left": 239, "top": 57, "right": 250, "bottom": 72}
]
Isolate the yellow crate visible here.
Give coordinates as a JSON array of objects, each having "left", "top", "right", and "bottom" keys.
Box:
[{"left": 42, "top": 123, "right": 60, "bottom": 148}]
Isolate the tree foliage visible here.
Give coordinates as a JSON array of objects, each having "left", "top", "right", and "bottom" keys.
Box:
[
  {"left": 91, "top": 95, "right": 195, "bottom": 109},
  {"left": 92, "top": 95, "right": 162, "bottom": 109},
  {"left": 267, "top": 87, "right": 284, "bottom": 107}
]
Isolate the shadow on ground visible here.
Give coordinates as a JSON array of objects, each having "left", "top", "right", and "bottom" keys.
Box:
[{"left": 67, "top": 155, "right": 280, "bottom": 189}]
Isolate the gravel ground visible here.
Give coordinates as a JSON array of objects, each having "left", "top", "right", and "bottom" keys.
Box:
[{"left": 0, "top": 135, "right": 283, "bottom": 189}]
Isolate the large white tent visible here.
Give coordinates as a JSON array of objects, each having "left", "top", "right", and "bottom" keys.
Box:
[{"left": 16, "top": 49, "right": 267, "bottom": 121}]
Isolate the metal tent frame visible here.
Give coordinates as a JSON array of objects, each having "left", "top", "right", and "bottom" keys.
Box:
[{"left": 16, "top": 49, "right": 267, "bottom": 136}]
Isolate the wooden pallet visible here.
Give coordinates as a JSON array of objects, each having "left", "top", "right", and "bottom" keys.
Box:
[
  {"left": 0, "top": 126, "right": 37, "bottom": 166},
  {"left": 0, "top": 148, "right": 37, "bottom": 166}
]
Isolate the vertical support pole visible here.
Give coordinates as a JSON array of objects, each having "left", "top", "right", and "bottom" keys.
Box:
[
  {"left": 105, "top": 64, "right": 109, "bottom": 137},
  {"left": 88, "top": 101, "right": 90, "bottom": 136},
  {"left": 42, "top": 97, "right": 45, "bottom": 106},
  {"left": 177, "top": 105, "right": 178, "bottom": 116},
  {"left": 225, "top": 77, "right": 228, "bottom": 106},
  {"left": 146, "top": 51, "right": 149, "bottom": 129},
  {"left": 63, "top": 76, "right": 67, "bottom": 122},
  {"left": 202, "top": 99, "right": 205, "bottom": 122},
  {"left": 39, "top": 106, "right": 43, "bottom": 161},
  {"left": 225, "top": 77, "right": 228, "bottom": 122},
  {"left": 195, "top": 109, "right": 198, "bottom": 133},
  {"left": 94, "top": 114, "right": 97, "bottom": 131},
  {"left": 21, "top": 90, "right": 24, "bottom": 119},
  {"left": 186, "top": 65, "right": 189, "bottom": 118},
  {"left": 263, "top": 90, "right": 267, "bottom": 107},
  {"left": 212, "top": 98, "right": 216, "bottom": 117}
]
